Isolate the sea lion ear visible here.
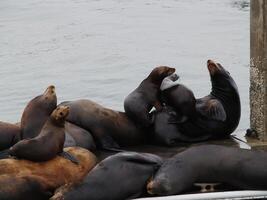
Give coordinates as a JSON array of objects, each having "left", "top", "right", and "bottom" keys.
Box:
[{"left": 197, "top": 99, "right": 226, "bottom": 122}]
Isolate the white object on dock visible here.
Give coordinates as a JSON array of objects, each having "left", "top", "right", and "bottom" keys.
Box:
[{"left": 134, "top": 190, "right": 267, "bottom": 200}]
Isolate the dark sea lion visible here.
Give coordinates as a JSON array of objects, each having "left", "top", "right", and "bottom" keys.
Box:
[
  {"left": 0, "top": 147, "right": 97, "bottom": 199},
  {"left": 64, "top": 122, "right": 96, "bottom": 151},
  {"left": 21, "top": 85, "right": 57, "bottom": 139},
  {"left": 60, "top": 99, "right": 146, "bottom": 150},
  {"left": 152, "top": 106, "right": 211, "bottom": 146},
  {"left": 0, "top": 122, "right": 20, "bottom": 150},
  {"left": 163, "top": 60, "right": 240, "bottom": 139},
  {"left": 160, "top": 73, "right": 196, "bottom": 123},
  {"left": 147, "top": 145, "right": 267, "bottom": 196},
  {"left": 9, "top": 105, "right": 69, "bottom": 162},
  {"left": 124, "top": 66, "right": 175, "bottom": 128},
  {"left": 50, "top": 152, "right": 163, "bottom": 200}
]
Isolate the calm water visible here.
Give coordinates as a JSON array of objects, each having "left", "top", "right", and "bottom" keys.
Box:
[{"left": 0, "top": 0, "right": 249, "bottom": 135}]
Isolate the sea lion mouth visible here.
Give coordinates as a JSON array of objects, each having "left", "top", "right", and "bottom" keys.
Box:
[{"left": 207, "top": 60, "right": 220, "bottom": 75}]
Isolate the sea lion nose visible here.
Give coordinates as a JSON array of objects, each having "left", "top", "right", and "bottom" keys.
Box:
[
  {"left": 207, "top": 59, "right": 216, "bottom": 65},
  {"left": 147, "top": 181, "right": 155, "bottom": 194}
]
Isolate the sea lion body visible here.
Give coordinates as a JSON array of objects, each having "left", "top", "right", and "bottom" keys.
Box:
[
  {"left": 0, "top": 122, "right": 20, "bottom": 150},
  {"left": 9, "top": 106, "right": 69, "bottom": 161},
  {"left": 64, "top": 122, "right": 96, "bottom": 151},
  {"left": 159, "top": 60, "right": 240, "bottom": 140},
  {"left": 51, "top": 152, "right": 163, "bottom": 200},
  {"left": 147, "top": 145, "right": 267, "bottom": 195},
  {"left": 60, "top": 99, "right": 145, "bottom": 149},
  {"left": 152, "top": 106, "right": 210, "bottom": 146},
  {"left": 124, "top": 66, "right": 175, "bottom": 128},
  {"left": 0, "top": 174, "right": 51, "bottom": 200},
  {"left": 0, "top": 147, "right": 97, "bottom": 199},
  {"left": 21, "top": 85, "right": 57, "bottom": 139}
]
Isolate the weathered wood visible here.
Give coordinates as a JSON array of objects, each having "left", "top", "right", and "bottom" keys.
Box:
[{"left": 250, "top": 0, "right": 267, "bottom": 140}]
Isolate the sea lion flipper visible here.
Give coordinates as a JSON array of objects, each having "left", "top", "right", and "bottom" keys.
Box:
[
  {"left": 60, "top": 151, "right": 79, "bottom": 165},
  {"left": 197, "top": 99, "right": 226, "bottom": 122}
]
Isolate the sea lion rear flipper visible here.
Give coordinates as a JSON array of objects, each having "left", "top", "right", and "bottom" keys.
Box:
[
  {"left": 60, "top": 151, "right": 79, "bottom": 165},
  {"left": 197, "top": 99, "right": 226, "bottom": 122}
]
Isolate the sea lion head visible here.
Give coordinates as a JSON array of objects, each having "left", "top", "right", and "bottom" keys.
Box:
[
  {"left": 148, "top": 66, "right": 176, "bottom": 85},
  {"left": 40, "top": 85, "right": 57, "bottom": 109},
  {"left": 147, "top": 176, "right": 172, "bottom": 195},
  {"left": 207, "top": 60, "right": 238, "bottom": 94},
  {"left": 51, "top": 106, "right": 70, "bottom": 125}
]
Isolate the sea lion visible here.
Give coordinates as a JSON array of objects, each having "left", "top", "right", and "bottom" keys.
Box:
[
  {"left": 50, "top": 152, "right": 163, "bottom": 200},
  {"left": 60, "top": 99, "right": 146, "bottom": 150},
  {"left": 0, "top": 147, "right": 97, "bottom": 199},
  {"left": 160, "top": 73, "right": 196, "bottom": 123},
  {"left": 151, "top": 106, "right": 211, "bottom": 146},
  {"left": 0, "top": 174, "right": 51, "bottom": 200},
  {"left": 160, "top": 60, "right": 240, "bottom": 140},
  {"left": 9, "top": 105, "right": 69, "bottom": 162},
  {"left": 147, "top": 145, "right": 267, "bottom": 196},
  {"left": 64, "top": 122, "right": 96, "bottom": 151},
  {"left": 0, "top": 122, "right": 20, "bottom": 151},
  {"left": 124, "top": 66, "right": 175, "bottom": 128},
  {"left": 21, "top": 85, "right": 57, "bottom": 139}
]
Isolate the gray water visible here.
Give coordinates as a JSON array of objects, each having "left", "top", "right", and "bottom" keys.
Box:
[{"left": 0, "top": 0, "right": 249, "bottom": 135}]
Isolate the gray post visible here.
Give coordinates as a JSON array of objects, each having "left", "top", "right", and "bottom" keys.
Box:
[{"left": 250, "top": 0, "right": 267, "bottom": 140}]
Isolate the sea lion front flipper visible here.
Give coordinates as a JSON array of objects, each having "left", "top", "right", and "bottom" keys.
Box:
[
  {"left": 197, "top": 99, "right": 226, "bottom": 122},
  {"left": 60, "top": 151, "right": 79, "bottom": 165}
]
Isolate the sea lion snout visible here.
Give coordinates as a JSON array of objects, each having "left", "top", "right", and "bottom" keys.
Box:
[
  {"left": 207, "top": 59, "right": 220, "bottom": 75},
  {"left": 147, "top": 179, "right": 171, "bottom": 195},
  {"left": 52, "top": 106, "right": 70, "bottom": 121}
]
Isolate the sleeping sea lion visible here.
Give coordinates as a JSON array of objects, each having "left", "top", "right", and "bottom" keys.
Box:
[
  {"left": 147, "top": 145, "right": 267, "bottom": 196},
  {"left": 50, "top": 152, "right": 163, "bottom": 200}
]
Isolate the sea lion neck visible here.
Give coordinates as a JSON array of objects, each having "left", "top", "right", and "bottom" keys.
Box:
[{"left": 50, "top": 116, "right": 65, "bottom": 127}]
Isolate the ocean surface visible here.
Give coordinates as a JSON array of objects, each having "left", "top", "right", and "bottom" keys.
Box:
[{"left": 0, "top": 0, "right": 249, "bottom": 135}]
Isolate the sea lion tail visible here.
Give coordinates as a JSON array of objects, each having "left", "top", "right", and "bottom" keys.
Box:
[{"left": 0, "top": 148, "right": 10, "bottom": 159}]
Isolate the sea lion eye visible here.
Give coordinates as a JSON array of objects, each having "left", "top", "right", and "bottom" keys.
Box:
[{"left": 60, "top": 112, "right": 63, "bottom": 116}]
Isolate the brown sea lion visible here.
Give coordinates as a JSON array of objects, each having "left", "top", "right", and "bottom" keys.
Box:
[
  {"left": 147, "top": 145, "right": 267, "bottom": 196},
  {"left": 9, "top": 105, "right": 69, "bottom": 162},
  {"left": 0, "top": 147, "right": 97, "bottom": 199},
  {"left": 21, "top": 85, "right": 57, "bottom": 139},
  {"left": 50, "top": 152, "right": 162, "bottom": 200},
  {"left": 0, "top": 122, "right": 21, "bottom": 151},
  {"left": 124, "top": 66, "right": 175, "bottom": 128},
  {"left": 60, "top": 99, "right": 146, "bottom": 150}
]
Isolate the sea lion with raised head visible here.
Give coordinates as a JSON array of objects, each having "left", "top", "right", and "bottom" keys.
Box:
[
  {"left": 158, "top": 60, "right": 241, "bottom": 140},
  {"left": 50, "top": 152, "right": 163, "bottom": 200},
  {"left": 147, "top": 145, "right": 267, "bottom": 196},
  {"left": 21, "top": 85, "right": 57, "bottom": 139},
  {"left": 124, "top": 66, "right": 175, "bottom": 128},
  {"left": 9, "top": 106, "right": 70, "bottom": 162}
]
